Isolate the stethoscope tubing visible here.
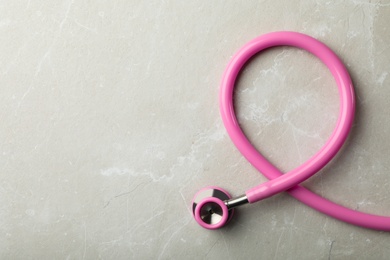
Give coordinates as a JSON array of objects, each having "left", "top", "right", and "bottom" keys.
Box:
[{"left": 220, "top": 31, "right": 390, "bottom": 231}]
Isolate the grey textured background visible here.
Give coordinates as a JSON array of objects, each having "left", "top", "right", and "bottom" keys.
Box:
[{"left": 1, "top": 1, "right": 390, "bottom": 259}]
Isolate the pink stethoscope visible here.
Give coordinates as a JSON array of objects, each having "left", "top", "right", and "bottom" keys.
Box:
[{"left": 192, "top": 31, "right": 390, "bottom": 230}]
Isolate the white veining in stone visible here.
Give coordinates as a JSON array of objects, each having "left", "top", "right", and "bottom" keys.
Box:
[{"left": 1, "top": 1, "right": 390, "bottom": 259}]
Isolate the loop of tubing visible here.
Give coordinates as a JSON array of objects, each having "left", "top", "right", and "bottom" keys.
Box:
[{"left": 220, "top": 31, "right": 390, "bottom": 231}]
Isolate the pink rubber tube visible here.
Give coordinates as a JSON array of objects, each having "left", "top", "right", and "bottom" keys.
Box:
[{"left": 220, "top": 31, "right": 390, "bottom": 231}]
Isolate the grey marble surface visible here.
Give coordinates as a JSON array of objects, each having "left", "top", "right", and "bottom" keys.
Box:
[{"left": 1, "top": 1, "right": 390, "bottom": 259}]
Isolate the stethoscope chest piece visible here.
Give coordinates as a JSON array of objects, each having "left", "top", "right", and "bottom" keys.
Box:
[{"left": 192, "top": 186, "right": 234, "bottom": 229}]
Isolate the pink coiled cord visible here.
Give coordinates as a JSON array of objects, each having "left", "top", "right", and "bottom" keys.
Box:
[{"left": 193, "top": 31, "right": 390, "bottom": 230}]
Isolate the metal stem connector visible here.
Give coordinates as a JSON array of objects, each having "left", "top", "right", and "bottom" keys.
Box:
[{"left": 225, "top": 195, "right": 248, "bottom": 210}]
